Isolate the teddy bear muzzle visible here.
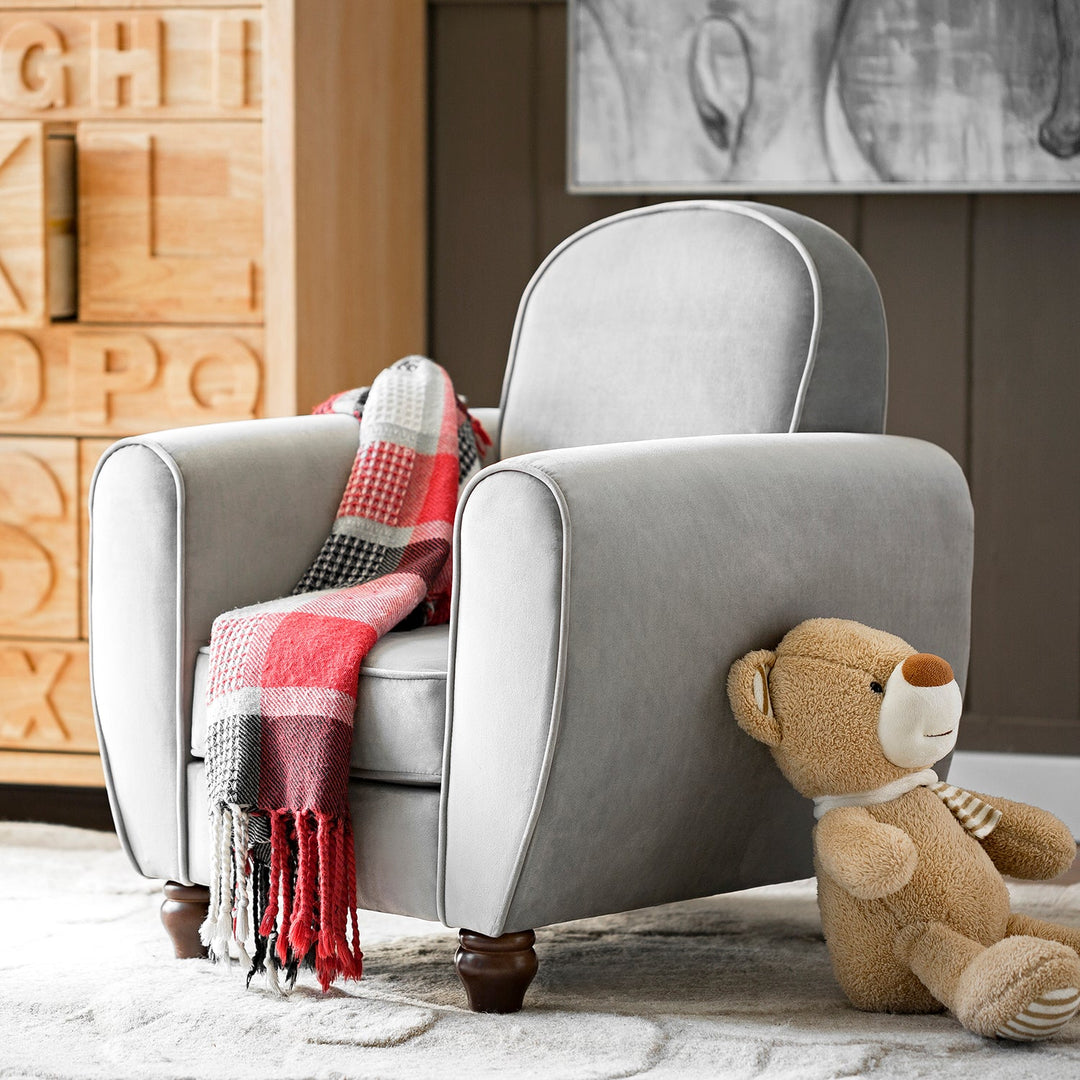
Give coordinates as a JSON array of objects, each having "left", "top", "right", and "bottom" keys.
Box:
[{"left": 876, "top": 653, "right": 962, "bottom": 768}]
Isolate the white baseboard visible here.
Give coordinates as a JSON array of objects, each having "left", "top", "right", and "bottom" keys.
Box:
[{"left": 949, "top": 751, "right": 1080, "bottom": 836}]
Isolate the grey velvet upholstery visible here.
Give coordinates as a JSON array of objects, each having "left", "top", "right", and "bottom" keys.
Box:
[
  {"left": 90, "top": 202, "right": 973, "bottom": 947},
  {"left": 498, "top": 202, "right": 886, "bottom": 458},
  {"left": 442, "top": 434, "right": 970, "bottom": 934}
]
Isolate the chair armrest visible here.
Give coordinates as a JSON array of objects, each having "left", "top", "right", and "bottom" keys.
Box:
[
  {"left": 90, "top": 415, "right": 358, "bottom": 882},
  {"left": 439, "top": 433, "right": 973, "bottom": 935}
]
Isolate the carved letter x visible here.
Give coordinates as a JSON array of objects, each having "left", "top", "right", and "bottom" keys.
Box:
[{"left": 0, "top": 648, "right": 68, "bottom": 743}]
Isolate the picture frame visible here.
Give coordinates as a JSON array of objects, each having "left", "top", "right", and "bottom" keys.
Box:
[{"left": 569, "top": 0, "right": 1080, "bottom": 193}]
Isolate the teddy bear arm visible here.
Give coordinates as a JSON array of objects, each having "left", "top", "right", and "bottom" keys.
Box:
[
  {"left": 815, "top": 807, "right": 919, "bottom": 900},
  {"left": 973, "top": 794, "right": 1077, "bottom": 880}
]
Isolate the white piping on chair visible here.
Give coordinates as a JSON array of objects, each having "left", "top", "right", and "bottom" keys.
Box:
[{"left": 495, "top": 200, "right": 825, "bottom": 454}]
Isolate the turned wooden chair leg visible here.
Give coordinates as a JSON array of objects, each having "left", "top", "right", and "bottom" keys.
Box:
[
  {"left": 455, "top": 929, "right": 538, "bottom": 1013},
  {"left": 161, "top": 882, "right": 210, "bottom": 959}
]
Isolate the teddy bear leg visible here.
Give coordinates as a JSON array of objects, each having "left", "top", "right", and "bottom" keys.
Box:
[
  {"left": 1006, "top": 912, "right": 1080, "bottom": 956},
  {"left": 899, "top": 922, "right": 1080, "bottom": 1040},
  {"left": 894, "top": 920, "right": 983, "bottom": 1010}
]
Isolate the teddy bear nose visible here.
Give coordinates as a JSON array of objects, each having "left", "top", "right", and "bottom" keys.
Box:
[{"left": 901, "top": 653, "right": 954, "bottom": 688}]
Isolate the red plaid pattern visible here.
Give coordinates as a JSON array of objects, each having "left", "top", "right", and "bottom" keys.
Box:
[{"left": 200, "top": 358, "right": 486, "bottom": 992}]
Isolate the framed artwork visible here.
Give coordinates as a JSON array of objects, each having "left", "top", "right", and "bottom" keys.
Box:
[{"left": 569, "top": 0, "right": 1080, "bottom": 192}]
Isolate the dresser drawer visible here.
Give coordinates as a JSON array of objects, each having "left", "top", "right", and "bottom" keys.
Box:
[
  {"left": 78, "top": 121, "right": 263, "bottom": 323},
  {"left": 0, "top": 121, "right": 74, "bottom": 328},
  {"left": 0, "top": 436, "right": 78, "bottom": 640},
  {"left": 0, "top": 323, "right": 264, "bottom": 435},
  {"left": 0, "top": 639, "right": 95, "bottom": 753},
  {"left": 0, "top": 8, "right": 262, "bottom": 120}
]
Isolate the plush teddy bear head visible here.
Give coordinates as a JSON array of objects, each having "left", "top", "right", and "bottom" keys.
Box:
[{"left": 727, "top": 618, "right": 962, "bottom": 799}]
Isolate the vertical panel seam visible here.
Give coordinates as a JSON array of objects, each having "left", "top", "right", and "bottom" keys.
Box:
[
  {"left": 963, "top": 193, "right": 977, "bottom": 723},
  {"left": 530, "top": 1, "right": 542, "bottom": 270},
  {"left": 425, "top": 2, "right": 439, "bottom": 358},
  {"left": 963, "top": 194, "right": 980, "bottom": 721},
  {"left": 964, "top": 194, "right": 976, "bottom": 481}
]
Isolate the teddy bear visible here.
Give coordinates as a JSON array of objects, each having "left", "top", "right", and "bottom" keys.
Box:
[{"left": 727, "top": 617, "right": 1080, "bottom": 1042}]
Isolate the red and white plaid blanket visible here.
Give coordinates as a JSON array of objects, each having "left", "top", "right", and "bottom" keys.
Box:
[{"left": 200, "top": 357, "right": 488, "bottom": 992}]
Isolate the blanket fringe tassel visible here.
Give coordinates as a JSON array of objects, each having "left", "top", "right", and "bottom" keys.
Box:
[{"left": 199, "top": 804, "right": 363, "bottom": 993}]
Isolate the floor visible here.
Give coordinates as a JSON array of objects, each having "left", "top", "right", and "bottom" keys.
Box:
[{"left": 4, "top": 821, "right": 1078, "bottom": 1080}]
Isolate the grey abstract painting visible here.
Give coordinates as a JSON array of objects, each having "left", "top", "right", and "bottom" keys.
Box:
[{"left": 570, "top": 0, "right": 1080, "bottom": 191}]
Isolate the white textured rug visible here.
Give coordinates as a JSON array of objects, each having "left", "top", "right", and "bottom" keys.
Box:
[{"left": 1, "top": 823, "right": 1078, "bottom": 1079}]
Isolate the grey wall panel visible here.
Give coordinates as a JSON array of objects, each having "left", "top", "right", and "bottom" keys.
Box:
[
  {"left": 430, "top": 2, "right": 538, "bottom": 408},
  {"left": 860, "top": 195, "right": 971, "bottom": 471},
  {"left": 967, "top": 195, "right": 1080, "bottom": 754}
]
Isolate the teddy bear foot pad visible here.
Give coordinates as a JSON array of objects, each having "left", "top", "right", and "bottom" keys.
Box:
[
  {"left": 996, "top": 986, "right": 1080, "bottom": 1042},
  {"left": 952, "top": 935, "right": 1080, "bottom": 1042}
]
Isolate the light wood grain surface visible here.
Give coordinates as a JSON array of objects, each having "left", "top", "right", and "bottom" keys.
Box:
[
  {"left": 0, "top": 121, "right": 48, "bottom": 327},
  {"left": 0, "top": 324, "right": 263, "bottom": 436},
  {"left": 0, "top": 749, "right": 103, "bottom": 787},
  {"left": 78, "top": 121, "right": 263, "bottom": 323},
  {"left": 0, "top": 9, "right": 262, "bottom": 120},
  {"left": 263, "top": 0, "right": 426, "bottom": 415},
  {"left": 0, "top": 639, "right": 95, "bottom": 753},
  {"left": 0, "top": 437, "right": 79, "bottom": 641}
]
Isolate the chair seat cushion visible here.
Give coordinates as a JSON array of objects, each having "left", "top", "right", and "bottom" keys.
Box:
[{"left": 189, "top": 624, "right": 449, "bottom": 786}]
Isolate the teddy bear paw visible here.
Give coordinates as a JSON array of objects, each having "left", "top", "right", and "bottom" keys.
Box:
[
  {"left": 995, "top": 985, "right": 1080, "bottom": 1041},
  {"left": 954, "top": 936, "right": 1080, "bottom": 1041}
]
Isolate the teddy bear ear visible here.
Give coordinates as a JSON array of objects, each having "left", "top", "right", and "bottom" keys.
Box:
[{"left": 727, "top": 649, "right": 782, "bottom": 747}]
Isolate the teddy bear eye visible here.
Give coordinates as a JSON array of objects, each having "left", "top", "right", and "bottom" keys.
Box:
[{"left": 870, "top": 681, "right": 884, "bottom": 694}]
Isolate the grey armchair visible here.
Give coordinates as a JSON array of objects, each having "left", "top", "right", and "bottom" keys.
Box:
[{"left": 90, "top": 201, "right": 973, "bottom": 1012}]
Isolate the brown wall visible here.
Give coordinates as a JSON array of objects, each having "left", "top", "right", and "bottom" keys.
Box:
[{"left": 428, "top": 0, "right": 1080, "bottom": 756}]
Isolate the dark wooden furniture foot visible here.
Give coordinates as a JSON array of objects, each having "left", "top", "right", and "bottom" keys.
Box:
[
  {"left": 161, "top": 882, "right": 210, "bottom": 959},
  {"left": 455, "top": 929, "right": 538, "bottom": 1013}
]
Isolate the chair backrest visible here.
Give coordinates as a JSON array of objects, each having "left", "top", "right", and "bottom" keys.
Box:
[{"left": 496, "top": 201, "right": 887, "bottom": 459}]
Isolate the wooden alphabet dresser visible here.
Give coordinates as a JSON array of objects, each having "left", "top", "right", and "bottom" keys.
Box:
[{"left": 0, "top": 0, "right": 425, "bottom": 789}]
